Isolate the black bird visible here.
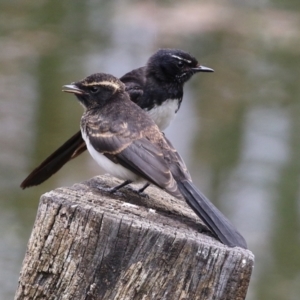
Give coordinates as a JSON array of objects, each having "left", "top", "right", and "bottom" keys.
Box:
[
  {"left": 21, "top": 49, "right": 213, "bottom": 189},
  {"left": 61, "top": 72, "right": 247, "bottom": 249}
]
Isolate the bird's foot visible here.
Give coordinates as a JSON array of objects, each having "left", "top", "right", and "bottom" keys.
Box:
[
  {"left": 126, "top": 184, "right": 150, "bottom": 198},
  {"left": 97, "top": 185, "right": 121, "bottom": 195}
]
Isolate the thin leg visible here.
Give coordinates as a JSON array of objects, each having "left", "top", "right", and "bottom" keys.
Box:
[
  {"left": 137, "top": 183, "right": 150, "bottom": 194},
  {"left": 98, "top": 180, "right": 132, "bottom": 193},
  {"left": 126, "top": 182, "right": 150, "bottom": 198}
]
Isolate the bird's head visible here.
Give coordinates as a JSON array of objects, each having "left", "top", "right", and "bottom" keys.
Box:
[
  {"left": 146, "top": 48, "right": 214, "bottom": 83},
  {"left": 62, "top": 73, "right": 126, "bottom": 110}
]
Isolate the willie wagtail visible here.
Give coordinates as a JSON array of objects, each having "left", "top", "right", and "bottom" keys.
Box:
[
  {"left": 21, "top": 49, "right": 213, "bottom": 189},
  {"left": 61, "top": 72, "right": 247, "bottom": 249}
]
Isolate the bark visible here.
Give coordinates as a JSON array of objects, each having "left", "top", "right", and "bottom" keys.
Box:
[{"left": 15, "top": 175, "right": 254, "bottom": 300}]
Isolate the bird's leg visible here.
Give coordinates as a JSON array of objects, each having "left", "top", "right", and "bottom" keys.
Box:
[
  {"left": 137, "top": 183, "right": 150, "bottom": 194},
  {"left": 127, "top": 183, "right": 150, "bottom": 198},
  {"left": 98, "top": 180, "right": 132, "bottom": 194}
]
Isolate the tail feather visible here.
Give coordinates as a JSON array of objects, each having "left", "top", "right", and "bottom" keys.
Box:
[
  {"left": 20, "top": 131, "right": 86, "bottom": 189},
  {"left": 177, "top": 180, "right": 247, "bottom": 249}
]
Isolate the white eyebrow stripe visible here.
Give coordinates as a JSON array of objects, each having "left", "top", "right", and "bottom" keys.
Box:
[
  {"left": 83, "top": 81, "right": 120, "bottom": 91},
  {"left": 98, "top": 81, "right": 120, "bottom": 91},
  {"left": 170, "top": 55, "right": 192, "bottom": 64}
]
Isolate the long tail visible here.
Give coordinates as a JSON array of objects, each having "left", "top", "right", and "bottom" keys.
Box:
[
  {"left": 177, "top": 180, "right": 247, "bottom": 249},
  {"left": 20, "top": 131, "right": 86, "bottom": 189}
]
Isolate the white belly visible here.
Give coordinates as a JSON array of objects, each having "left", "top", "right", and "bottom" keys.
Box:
[
  {"left": 147, "top": 99, "right": 179, "bottom": 131},
  {"left": 82, "top": 130, "right": 141, "bottom": 182}
]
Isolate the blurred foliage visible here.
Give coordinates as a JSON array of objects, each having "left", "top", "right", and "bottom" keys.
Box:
[{"left": 0, "top": 1, "right": 300, "bottom": 299}]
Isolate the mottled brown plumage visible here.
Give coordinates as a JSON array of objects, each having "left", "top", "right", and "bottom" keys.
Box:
[
  {"left": 78, "top": 78, "right": 184, "bottom": 199},
  {"left": 62, "top": 72, "right": 247, "bottom": 249}
]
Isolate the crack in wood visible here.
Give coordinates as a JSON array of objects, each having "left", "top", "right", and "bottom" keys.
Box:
[{"left": 15, "top": 175, "right": 254, "bottom": 300}]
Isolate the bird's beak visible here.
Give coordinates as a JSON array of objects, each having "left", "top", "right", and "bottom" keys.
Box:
[
  {"left": 62, "top": 84, "right": 84, "bottom": 95},
  {"left": 192, "top": 65, "right": 214, "bottom": 73}
]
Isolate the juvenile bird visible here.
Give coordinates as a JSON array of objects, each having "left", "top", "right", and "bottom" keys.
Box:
[{"left": 62, "top": 72, "right": 247, "bottom": 249}]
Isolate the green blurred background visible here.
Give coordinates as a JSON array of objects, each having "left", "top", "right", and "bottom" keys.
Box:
[{"left": 1, "top": 1, "right": 300, "bottom": 299}]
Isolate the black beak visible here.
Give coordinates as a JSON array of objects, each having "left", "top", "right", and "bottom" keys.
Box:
[
  {"left": 62, "top": 84, "right": 84, "bottom": 95},
  {"left": 192, "top": 65, "right": 214, "bottom": 73}
]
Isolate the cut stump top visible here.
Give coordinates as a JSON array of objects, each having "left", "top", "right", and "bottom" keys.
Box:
[{"left": 15, "top": 175, "right": 254, "bottom": 300}]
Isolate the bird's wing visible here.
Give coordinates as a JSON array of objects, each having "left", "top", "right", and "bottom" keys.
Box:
[
  {"left": 120, "top": 67, "right": 146, "bottom": 104},
  {"left": 163, "top": 135, "right": 192, "bottom": 182},
  {"left": 87, "top": 123, "right": 182, "bottom": 198}
]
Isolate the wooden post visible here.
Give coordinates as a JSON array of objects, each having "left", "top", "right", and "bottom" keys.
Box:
[{"left": 15, "top": 175, "right": 254, "bottom": 300}]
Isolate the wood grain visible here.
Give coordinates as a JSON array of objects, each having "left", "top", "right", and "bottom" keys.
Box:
[{"left": 15, "top": 175, "right": 254, "bottom": 300}]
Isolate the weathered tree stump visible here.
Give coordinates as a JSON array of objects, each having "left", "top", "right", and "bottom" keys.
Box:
[{"left": 15, "top": 175, "right": 254, "bottom": 300}]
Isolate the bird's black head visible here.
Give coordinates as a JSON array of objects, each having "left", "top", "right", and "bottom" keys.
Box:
[
  {"left": 146, "top": 48, "right": 213, "bottom": 84},
  {"left": 62, "top": 73, "right": 126, "bottom": 110}
]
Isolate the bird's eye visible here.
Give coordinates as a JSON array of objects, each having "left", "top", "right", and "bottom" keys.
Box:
[
  {"left": 177, "top": 61, "right": 184, "bottom": 68},
  {"left": 90, "top": 86, "right": 99, "bottom": 93}
]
